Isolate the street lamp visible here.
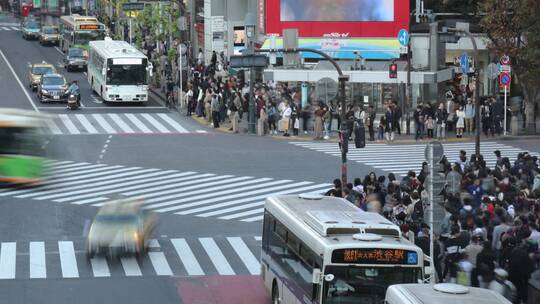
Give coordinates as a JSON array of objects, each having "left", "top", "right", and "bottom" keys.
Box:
[{"left": 244, "top": 12, "right": 257, "bottom": 134}]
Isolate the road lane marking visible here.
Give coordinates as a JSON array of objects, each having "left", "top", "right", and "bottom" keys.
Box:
[
  {"left": 141, "top": 113, "right": 170, "bottom": 133},
  {"left": 58, "top": 241, "right": 79, "bottom": 278},
  {"left": 10, "top": 27, "right": 18, "bottom": 31},
  {"left": 54, "top": 46, "right": 63, "bottom": 55},
  {"left": 108, "top": 113, "right": 134, "bottom": 133},
  {"left": 220, "top": 208, "right": 265, "bottom": 220},
  {"left": 75, "top": 114, "right": 98, "bottom": 134},
  {"left": 157, "top": 113, "right": 188, "bottom": 133},
  {"left": 227, "top": 237, "right": 260, "bottom": 275},
  {"left": 46, "top": 119, "right": 62, "bottom": 134},
  {"left": 135, "top": 175, "right": 230, "bottom": 201},
  {"left": 125, "top": 114, "right": 152, "bottom": 133},
  {"left": 148, "top": 251, "right": 173, "bottom": 276},
  {"left": 90, "top": 257, "right": 111, "bottom": 277},
  {"left": 1, "top": 27, "right": 10, "bottom": 30},
  {"left": 171, "top": 238, "right": 204, "bottom": 275},
  {"left": 91, "top": 114, "right": 116, "bottom": 133},
  {"left": 120, "top": 257, "right": 142, "bottom": 276},
  {"left": 242, "top": 215, "right": 264, "bottom": 222},
  {"left": 0, "top": 49, "right": 39, "bottom": 112},
  {"left": 29, "top": 242, "right": 47, "bottom": 279},
  {"left": 199, "top": 238, "right": 235, "bottom": 275},
  {"left": 0, "top": 242, "right": 16, "bottom": 279},
  {"left": 58, "top": 114, "right": 80, "bottom": 134},
  {"left": 121, "top": 173, "right": 210, "bottom": 196}
]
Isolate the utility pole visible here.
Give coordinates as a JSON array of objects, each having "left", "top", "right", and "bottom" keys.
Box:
[{"left": 244, "top": 13, "right": 256, "bottom": 134}]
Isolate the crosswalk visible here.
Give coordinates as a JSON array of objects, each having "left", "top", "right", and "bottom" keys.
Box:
[
  {"left": 0, "top": 236, "right": 262, "bottom": 280},
  {"left": 45, "top": 113, "right": 205, "bottom": 135},
  {"left": 0, "top": 24, "right": 19, "bottom": 31},
  {"left": 1, "top": 160, "right": 331, "bottom": 222},
  {"left": 290, "top": 141, "right": 540, "bottom": 176}
]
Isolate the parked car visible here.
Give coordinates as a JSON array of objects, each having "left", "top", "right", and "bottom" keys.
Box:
[
  {"left": 64, "top": 48, "right": 88, "bottom": 71},
  {"left": 36, "top": 73, "right": 69, "bottom": 103},
  {"left": 28, "top": 62, "right": 56, "bottom": 91},
  {"left": 39, "top": 26, "right": 60, "bottom": 46}
]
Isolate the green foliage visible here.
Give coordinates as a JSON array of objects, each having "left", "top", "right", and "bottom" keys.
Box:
[
  {"left": 167, "top": 48, "right": 177, "bottom": 64},
  {"left": 480, "top": 0, "right": 540, "bottom": 103}
]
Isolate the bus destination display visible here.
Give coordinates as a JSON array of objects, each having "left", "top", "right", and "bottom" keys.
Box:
[
  {"left": 79, "top": 24, "right": 100, "bottom": 30},
  {"left": 332, "top": 248, "right": 418, "bottom": 265}
]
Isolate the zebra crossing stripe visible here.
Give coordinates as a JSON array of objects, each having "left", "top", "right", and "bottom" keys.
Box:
[
  {"left": 199, "top": 238, "right": 235, "bottom": 275},
  {"left": 227, "top": 237, "right": 260, "bottom": 275},
  {"left": 29, "top": 242, "right": 46, "bottom": 279},
  {"left": 171, "top": 238, "right": 204, "bottom": 276},
  {"left": 121, "top": 172, "right": 210, "bottom": 196},
  {"left": 141, "top": 175, "right": 236, "bottom": 202},
  {"left": 10, "top": 27, "right": 18, "bottom": 31},
  {"left": 91, "top": 114, "right": 116, "bottom": 134},
  {"left": 120, "top": 257, "right": 142, "bottom": 276},
  {"left": 108, "top": 114, "right": 134, "bottom": 133},
  {"left": 148, "top": 251, "right": 173, "bottom": 276},
  {"left": 141, "top": 113, "right": 170, "bottom": 133},
  {"left": 1, "top": 27, "right": 10, "bottom": 30},
  {"left": 90, "top": 257, "right": 111, "bottom": 277},
  {"left": 75, "top": 114, "right": 98, "bottom": 134},
  {"left": 0, "top": 242, "right": 16, "bottom": 279},
  {"left": 58, "top": 241, "right": 79, "bottom": 278},
  {"left": 58, "top": 114, "right": 80, "bottom": 134},
  {"left": 191, "top": 183, "right": 331, "bottom": 217},
  {"left": 157, "top": 113, "right": 188, "bottom": 133},
  {"left": 46, "top": 119, "right": 62, "bottom": 135},
  {"left": 147, "top": 177, "right": 275, "bottom": 210},
  {"left": 220, "top": 208, "right": 264, "bottom": 220},
  {"left": 242, "top": 216, "right": 264, "bottom": 222},
  {"left": 125, "top": 114, "right": 152, "bottom": 133}
]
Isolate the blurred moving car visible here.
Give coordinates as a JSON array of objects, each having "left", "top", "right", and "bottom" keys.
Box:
[
  {"left": 86, "top": 199, "right": 157, "bottom": 259},
  {"left": 22, "top": 20, "right": 40, "bottom": 40},
  {"left": 39, "top": 26, "right": 60, "bottom": 46},
  {"left": 37, "top": 73, "right": 69, "bottom": 103},
  {"left": 63, "top": 48, "right": 88, "bottom": 71},
  {"left": 28, "top": 62, "right": 57, "bottom": 91}
]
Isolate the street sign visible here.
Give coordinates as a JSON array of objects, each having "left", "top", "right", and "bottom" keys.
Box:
[
  {"left": 229, "top": 55, "right": 268, "bottom": 68},
  {"left": 122, "top": 2, "right": 144, "bottom": 11},
  {"left": 500, "top": 54, "right": 511, "bottom": 65},
  {"left": 424, "top": 173, "right": 447, "bottom": 195},
  {"left": 500, "top": 65, "right": 511, "bottom": 73},
  {"left": 459, "top": 52, "right": 469, "bottom": 74},
  {"left": 500, "top": 72, "right": 511, "bottom": 87},
  {"left": 397, "top": 29, "right": 409, "bottom": 46},
  {"left": 487, "top": 63, "right": 499, "bottom": 80},
  {"left": 424, "top": 141, "right": 444, "bottom": 163}
]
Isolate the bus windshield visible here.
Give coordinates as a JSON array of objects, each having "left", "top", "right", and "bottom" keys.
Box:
[
  {"left": 0, "top": 127, "right": 43, "bottom": 156},
  {"left": 74, "top": 31, "right": 104, "bottom": 45},
  {"left": 107, "top": 65, "right": 147, "bottom": 86},
  {"left": 322, "top": 266, "right": 420, "bottom": 304}
]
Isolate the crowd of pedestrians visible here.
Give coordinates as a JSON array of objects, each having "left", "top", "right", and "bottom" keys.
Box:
[{"left": 325, "top": 149, "right": 540, "bottom": 303}]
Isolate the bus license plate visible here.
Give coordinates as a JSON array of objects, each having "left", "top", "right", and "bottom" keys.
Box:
[{"left": 54, "top": 96, "right": 60, "bottom": 100}]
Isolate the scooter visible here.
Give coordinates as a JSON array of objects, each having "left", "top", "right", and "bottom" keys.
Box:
[{"left": 67, "top": 94, "right": 80, "bottom": 110}]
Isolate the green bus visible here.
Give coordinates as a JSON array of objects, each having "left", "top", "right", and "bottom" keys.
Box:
[
  {"left": 0, "top": 109, "right": 50, "bottom": 185},
  {"left": 59, "top": 14, "right": 106, "bottom": 52}
]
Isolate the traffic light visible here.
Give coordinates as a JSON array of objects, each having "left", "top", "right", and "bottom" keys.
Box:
[
  {"left": 389, "top": 63, "right": 398, "bottom": 79},
  {"left": 354, "top": 123, "right": 365, "bottom": 148}
]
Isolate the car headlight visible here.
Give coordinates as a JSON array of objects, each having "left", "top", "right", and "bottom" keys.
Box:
[{"left": 41, "top": 89, "right": 48, "bottom": 94}]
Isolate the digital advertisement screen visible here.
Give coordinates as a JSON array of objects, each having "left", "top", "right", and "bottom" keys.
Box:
[
  {"left": 332, "top": 248, "right": 418, "bottom": 265},
  {"left": 280, "top": 0, "right": 394, "bottom": 22},
  {"left": 233, "top": 26, "right": 246, "bottom": 46}
]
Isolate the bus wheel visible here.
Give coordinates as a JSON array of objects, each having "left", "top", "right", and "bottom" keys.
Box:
[{"left": 272, "top": 282, "right": 280, "bottom": 304}]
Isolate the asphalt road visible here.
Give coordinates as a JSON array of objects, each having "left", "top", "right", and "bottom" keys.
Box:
[{"left": 2, "top": 11, "right": 540, "bottom": 304}]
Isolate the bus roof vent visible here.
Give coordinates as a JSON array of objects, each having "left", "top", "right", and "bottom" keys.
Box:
[
  {"left": 353, "top": 233, "right": 383, "bottom": 242},
  {"left": 298, "top": 193, "right": 324, "bottom": 200},
  {"left": 304, "top": 210, "right": 401, "bottom": 238},
  {"left": 433, "top": 283, "right": 469, "bottom": 295}
]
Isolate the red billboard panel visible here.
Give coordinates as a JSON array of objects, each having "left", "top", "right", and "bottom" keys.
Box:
[{"left": 264, "top": 0, "right": 409, "bottom": 38}]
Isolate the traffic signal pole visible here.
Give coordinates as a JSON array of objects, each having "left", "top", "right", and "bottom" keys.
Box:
[{"left": 254, "top": 47, "right": 350, "bottom": 196}]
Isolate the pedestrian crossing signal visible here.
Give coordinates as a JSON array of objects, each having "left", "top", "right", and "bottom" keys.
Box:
[{"left": 389, "top": 63, "right": 398, "bottom": 79}]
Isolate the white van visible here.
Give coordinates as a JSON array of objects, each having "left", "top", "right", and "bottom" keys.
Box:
[{"left": 385, "top": 283, "right": 511, "bottom": 304}]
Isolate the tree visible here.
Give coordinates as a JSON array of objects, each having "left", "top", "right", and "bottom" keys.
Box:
[{"left": 480, "top": 0, "right": 540, "bottom": 133}]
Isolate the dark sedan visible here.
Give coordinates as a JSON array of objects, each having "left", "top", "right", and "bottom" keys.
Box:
[
  {"left": 37, "top": 74, "right": 69, "bottom": 103},
  {"left": 64, "top": 48, "right": 88, "bottom": 72}
]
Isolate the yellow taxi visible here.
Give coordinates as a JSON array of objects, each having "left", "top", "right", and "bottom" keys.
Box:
[
  {"left": 86, "top": 198, "right": 157, "bottom": 259},
  {"left": 28, "top": 62, "right": 57, "bottom": 91}
]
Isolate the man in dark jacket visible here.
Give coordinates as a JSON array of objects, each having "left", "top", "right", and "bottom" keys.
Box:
[{"left": 508, "top": 231, "right": 534, "bottom": 304}]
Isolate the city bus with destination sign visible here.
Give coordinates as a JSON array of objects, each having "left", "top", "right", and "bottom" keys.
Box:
[
  {"left": 261, "top": 194, "right": 424, "bottom": 304},
  {"left": 59, "top": 14, "right": 106, "bottom": 52}
]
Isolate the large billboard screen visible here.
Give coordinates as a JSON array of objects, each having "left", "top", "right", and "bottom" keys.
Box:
[
  {"left": 264, "top": 0, "right": 408, "bottom": 38},
  {"left": 280, "top": 0, "right": 394, "bottom": 22}
]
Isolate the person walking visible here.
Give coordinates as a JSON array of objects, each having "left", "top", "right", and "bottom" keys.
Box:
[
  {"left": 366, "top": 105, "right": 376, "bottom": 141},
  {"left": 435, "top": 102, "right": 448, "bottom": 140},
  {"left": 385, "top": 104, "right": 396, "bottom": 142},
  {"left": 425, "top": 116, "right": 434, "bottom": 139},
  {"left": 377, "top": 113, "right": 386, "bottom": 142},
  {"left": 211, "top": 93, "right": 220, "bottom": 128},
  {"left": 482, "top": 99, "right": 494, "bottom": 137},
  {"left": 393, "top": 100, "right": 402, "bottom": 135},
  {"left": 314, "top": 103, "right": 325, "bottom": 140},
  {"left": 413, "top": 105, "right": 424, "bottom": 141},
  {"left": 455, "top": 105, "right": 466, "bottom": 138},
  {"left": 464, "top": 98, "right": 475, "bottom": 135},
  {"left": 230, "top": 91, "right": 242, "bottom": 133},
  {"left": 267, "top": 101, "right": 279, "bottom": 134},
  {"left": 281, "top": 100, "right": 292, "bottom": 137}
]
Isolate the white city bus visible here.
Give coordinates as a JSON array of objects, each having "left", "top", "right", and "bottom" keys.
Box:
[
  {"left": 261, "top": 194, "right": 425, "bottom": 304},
  {"left": 87, "top": 38, "right": 152, "bottom": 103}
]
